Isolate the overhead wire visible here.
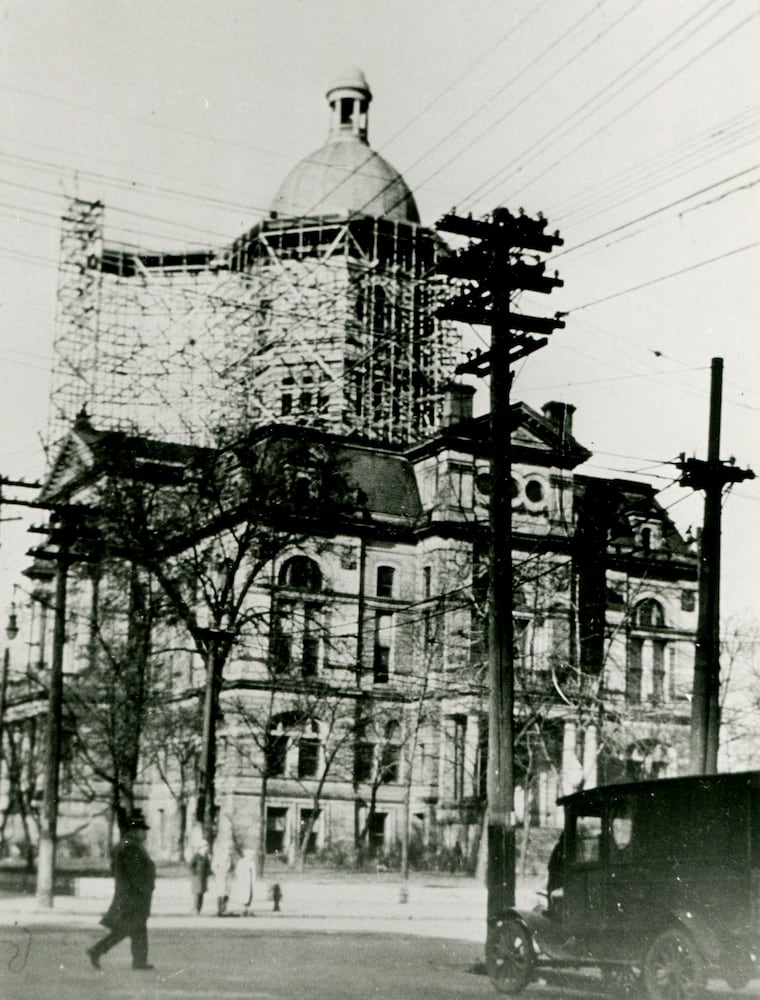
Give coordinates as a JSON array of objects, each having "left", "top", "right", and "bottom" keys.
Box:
[
  {"left": 404, "top": 0, "right": 631, "bottom": 206},
  {"left": 502, "top": 2, "right": 760, "bottom": 203},
  {"left": 555, "top": 105, "right": 760, "bottom": 226},
  {"left": 566, "top": 239, "right": 760, "bottom": 312},
  {"left": 468, "top": 0, "right": 732, "bottom": 208},
  {"left": 0, "top": 1, "right": 756, "bottom": 474},
  {"left": 554, "top": 161, "right": 760, "bottom": 259}
]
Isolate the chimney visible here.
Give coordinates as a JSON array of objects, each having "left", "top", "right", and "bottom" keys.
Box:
[
  {"left": 542, "top": 400, "right": 575, "bottom": 439},
  {"left": 443, "top": 383, "right": 476, "bottom": 426}
]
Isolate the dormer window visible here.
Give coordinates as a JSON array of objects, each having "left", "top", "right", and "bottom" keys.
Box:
[{"left": 634, "top": 598, "right": 665, "bottom": 628}]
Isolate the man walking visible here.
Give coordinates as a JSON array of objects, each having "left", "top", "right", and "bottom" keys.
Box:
[
  {"left": 87, "top": 809, "right": 156, "bottom": 971},
  {"left": 189, "top": 838, "right": 212, "bottom": 914}
]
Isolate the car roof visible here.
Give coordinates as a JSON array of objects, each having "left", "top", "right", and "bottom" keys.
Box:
[{"left": 558, "top": 769, "right": 760, "bottom": 808}]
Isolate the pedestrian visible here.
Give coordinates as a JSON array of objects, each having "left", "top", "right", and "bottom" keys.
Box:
[
  {"left": 214, "top": 842, "right": 238, "bottom": 916},
  {"left": 86, "top": 809, "right": 156, "bottom": 972},
  {"left": 189, "top": 838, "right": 212, "bottom": 914},
  {"left": 228, "top": 847, "right": 256, "bottom": 916}
]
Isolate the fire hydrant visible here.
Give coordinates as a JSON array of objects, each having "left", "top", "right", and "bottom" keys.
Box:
[{"left": 272, "top": 883, "right": 282, "bottom": 912}]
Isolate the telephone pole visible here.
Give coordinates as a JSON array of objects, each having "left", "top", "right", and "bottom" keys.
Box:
[
  {"left": 678, "top": 357, "right": 754, "bottom": 774},
  {"left": 436, "top": 208, "right": 564, "bottom": 923}
]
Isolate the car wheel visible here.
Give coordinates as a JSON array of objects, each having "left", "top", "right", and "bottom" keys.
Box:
[
  {"left": 486, "top": 917, "right": 534, "bottom": 995},
  {"left": 602, "top": 964, "right": 641, "bottom": 994},
  {"left": 643, "top": 928, "right": 704, "bottom": 1000}
]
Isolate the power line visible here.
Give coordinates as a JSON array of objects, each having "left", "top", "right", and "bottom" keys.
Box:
[
  {"left": 468, "top": 0, "right": 725, "bottom": 208},
  {"left": 555, "top": 162, "right": 760, "bottom": 258},
  {"left": 567, "top": 239, "right": 760, "bottom": 312},
  {"left": 503, "top": 2, "right": 760, "bottom": 203},
  {"left": 406, "top": 0, "right": 628, "bottom": 204}
]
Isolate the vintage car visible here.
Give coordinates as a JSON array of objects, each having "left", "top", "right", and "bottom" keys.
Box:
[{"left": 486, "top": 770, "right": 760, "bottom": 998}]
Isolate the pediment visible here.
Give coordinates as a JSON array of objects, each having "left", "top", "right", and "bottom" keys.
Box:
[
  {"left": 511, "top": 402, "right": 591, "bottom": 470},
  {"left": 39, "top": 428, "right": 97, "bottom": 502}
]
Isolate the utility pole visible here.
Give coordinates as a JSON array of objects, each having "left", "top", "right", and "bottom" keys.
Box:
[
  {"left": 436, "top": 208, "right": 564, "bottom": 924},
  {"left": 0, "top": 598, "right": 20, "bottom": 779},
  {"left": 36, "top": 526, "right": 70, "bottom": 907},
  {"left": 678, "top": 357, "right": 754, "bottom": 774}
]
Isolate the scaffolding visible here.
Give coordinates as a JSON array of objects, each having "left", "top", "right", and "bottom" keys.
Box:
[{"left": 48, "top": 199, "right": 459, "bottom": 455}]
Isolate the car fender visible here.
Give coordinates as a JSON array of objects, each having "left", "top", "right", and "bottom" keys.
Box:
[
  {"left": 488, "top": 908, "right": 541, "bottom": 935},
  {"left": 488, "top": 907, "right": 552, "bottom": 942},
  {"left": 669, "top": 909, "right": 722, "bottom": 963}
]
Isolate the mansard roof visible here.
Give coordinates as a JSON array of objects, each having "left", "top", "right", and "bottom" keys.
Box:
[{"left": 37, "top": 410, "right": 693, "bottom": 570}]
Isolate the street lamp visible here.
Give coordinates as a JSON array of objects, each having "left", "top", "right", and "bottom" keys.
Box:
[{"left": 0, "top": 597, "right": 20, "bottom": 784}]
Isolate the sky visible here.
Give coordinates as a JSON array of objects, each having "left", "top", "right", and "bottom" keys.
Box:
[{"left": 0, "top": 0, "right": 759, "bottom": 637}]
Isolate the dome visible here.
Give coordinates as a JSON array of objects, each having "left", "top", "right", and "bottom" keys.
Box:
[
  {"left": 270, "top": 70, "right": 420, "bottom": 225},
  {"left": 271, "top": 140, "right": 419, "bottom": 223}
]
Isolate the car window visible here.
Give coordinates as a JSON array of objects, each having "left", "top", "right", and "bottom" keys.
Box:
[
  {"left": 573, "top": 813, "right": 603, "bottom": 864},
  {"left": 610, "top": 800, "right": 634, "bottom": 860}
]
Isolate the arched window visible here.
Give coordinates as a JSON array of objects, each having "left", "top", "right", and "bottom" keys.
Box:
[
  {"left": 634, "top": 598, "right": 665, "bottom": 628},
  {"left": 628, "top": 600, "right": 669, "bottom": 704},
  {"left": 278, "top": 556, "right": 322, "bottom": 592},
  {"left": 272, "top": 557, "right": 323, "bottom": 677}
]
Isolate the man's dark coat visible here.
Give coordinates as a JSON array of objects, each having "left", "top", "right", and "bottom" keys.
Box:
[{"left": 101, "top": 834, "right": 156, "bottom": 930}]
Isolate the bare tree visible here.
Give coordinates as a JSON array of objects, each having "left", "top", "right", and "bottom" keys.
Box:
[{"left": 54, "top": 424, "right": 359, "bottom": 850}]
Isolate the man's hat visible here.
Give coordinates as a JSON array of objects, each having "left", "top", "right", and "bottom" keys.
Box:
[{"left": 126, "top": 809, "right": 150, "bottom": 831}]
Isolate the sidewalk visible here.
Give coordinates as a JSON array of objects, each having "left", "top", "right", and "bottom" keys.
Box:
[{"left": 0, "top": 869, "right": 544, "bottom": 943}]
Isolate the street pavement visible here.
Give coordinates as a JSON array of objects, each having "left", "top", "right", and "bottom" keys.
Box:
[
  {"left": 0, "top": 924, "right": 618, "bottom": 1000},
  {"left": 0, "top": 871, "right": 758, "bottom": 998}
]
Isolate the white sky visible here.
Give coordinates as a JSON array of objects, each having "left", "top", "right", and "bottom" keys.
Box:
[{"left": 0, "top": 0, "right": 759, "bottom": 628}]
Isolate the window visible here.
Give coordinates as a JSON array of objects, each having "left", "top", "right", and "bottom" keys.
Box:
[
  {"left": 423, "top": 608, "right": 435, "bottom": 650},
  {"left": 477, "top": 726, "right": 488, "bottom": 801},
  {"left": 373, "top": 611, "right": 393, "bottom": 683},
  {"left": 452, "top": 715, "right": 466, "bottom": 800},
  {"left": 376, "top": 565, "right": 395, "bottom": 598},
  {"left": 279, "top": 556, "right": 322, "bottom": 592},
  {"left": 628, "top": 600, "right": 670, "bottom": 704},
  {"left": 547, "top": 606, "right": 571, "bottom": 676},
  {"left": 298, "top": 735, "right": 320, "bottom": 779},
  {"left": 449, "top": 463, "right": 473, "bottom": 509},
  {"left": 571, "top": 809, "right": 603, "bottom": 865},
  {"left": 681, "top": 589, "right": 696, "bottom": 612},
  {"left": 368, "top": 812, "right": 386, "bottom": 857},
  {"left": 513, "top": 618, "right": 529, "bottom": 669},
  {"left": 634, "top": 598, "right": 665, "bottom": 628},
  {"left": 380, "top": 721, "right": 401, "bottom": 783},
  {"left": 423, "top": 566, "right": 432, "bottom": 599},
  {"left": 272, "top": 557, "right": 323, "bottom": 677},
  {"left": 354, "top": 739, "right": 374, "bottom": 782},
  {"left": 266, "top": 726, "right": 288, "bottom": 777},
  {"left": 302, "top": 604, "right": 320, "bottom": 678},
  {"left": 525, "top": 478, "right": 545, "bottom": 504},
  {"left": 611, "top": 799, "right": 634, "bottom": 859},
  {"left": 299, "top": 808, "right": 318, "bottom": 855},
  {"left": 266, "top": 807, "right": 288, "bottom": 855}
]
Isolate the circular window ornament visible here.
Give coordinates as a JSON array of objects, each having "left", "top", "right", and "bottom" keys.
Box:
[
  {"left": 475, "top": 472, "right": 492, "bottom": 495},
  {"left": 525, "top": 478, "right": 545, "bottom": 504}
]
